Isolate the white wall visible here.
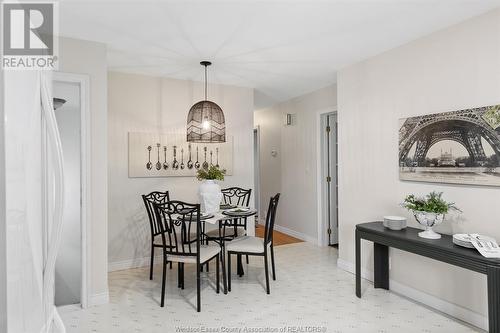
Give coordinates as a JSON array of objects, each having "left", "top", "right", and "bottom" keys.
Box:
[
  {"left": 108, "top": 72, "right": 254, "bottom": 269},
  {"left": 59, "top": 37, "right": 109, "bottom": 304},
  {"left": 254, "top": 84, "right": 337, "bottom": 243},
  {"left": 54, "top": 81, "right": 82, "bottom": 306},
  {"left": 337, "top": 9, "right": 500, "bottom": 329},
  {"left": 253, "top": 108, "right": 282, "bottom": 223}
]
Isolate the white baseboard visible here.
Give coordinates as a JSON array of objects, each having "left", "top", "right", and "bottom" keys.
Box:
[
  {"left": 56, "top": 293, "right": 109, "bottom": 312},
  {"left": 57, "top": 304, "right": 82, "bottom": 314},
  {"left": 273, "top": 224, "right": 318, "bottom": 245},
  {"left": 336, "top": 258, "right": 488, "bottom": 331},
  {"left": 108, "top": 255, "right": 163, "bottom": 272},
  {"left": 89, "top": 291, "right": 109, "bottom": 307}
]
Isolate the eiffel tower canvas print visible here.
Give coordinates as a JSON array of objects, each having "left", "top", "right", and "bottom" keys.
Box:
[{"left": 399, "top": 104, "right": 500, "bottom": 186}]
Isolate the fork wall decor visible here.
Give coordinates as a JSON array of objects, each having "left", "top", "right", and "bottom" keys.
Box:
[{"left": 128, "top": 132, "right": 233, "bottom": 177}]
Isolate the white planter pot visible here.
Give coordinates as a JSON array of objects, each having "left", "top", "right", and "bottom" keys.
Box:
[
  {"left": 198, "top": 180, "right": 222, "bottom": 214},
  {"left": 413, "top": 210, "right": 444, "bottom": 239}
]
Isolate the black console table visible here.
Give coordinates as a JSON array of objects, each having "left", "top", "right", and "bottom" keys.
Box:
[{"left": 356, "top": 222, "right": 500, "bottom": 333}]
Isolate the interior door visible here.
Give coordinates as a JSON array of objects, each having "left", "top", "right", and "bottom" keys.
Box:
[
  {"left": 253, "top": 129, "right": 259, "bottom": 220},
  {"left": 53, "top": 80, "right": 82, "bottom": 306}
]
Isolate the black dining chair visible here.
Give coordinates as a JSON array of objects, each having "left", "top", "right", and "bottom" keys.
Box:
[
  {"left": 153, "top": 200, "right": 224, "bottom": 311},
  {"left": 204, "top": 187, "right": 252, "bottom": 268},
  {"left": 222, "top": 187, "right": 252, "bottom": 237},
  {"left": 222, "top": 187, "right": 252, "bottom": 207},
  {"left": 205, "top": 187, "right": 252, "bottom": 241},
  {"left": 226, "top": 193, "right": 280, "bottom": 294},
  {"left": 142, "top": 191, "right": 170, "bottom": 280}
]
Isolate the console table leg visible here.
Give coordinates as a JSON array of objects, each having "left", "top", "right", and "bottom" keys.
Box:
[
  {"left": 355, "top": 230, "right": 361, "bottom": 298},
  {"left": 487, "top": 266, "right": 500, "bottom": 333},
  {"left": 374, "top": 243, "right": 389, "bottom": 290}
]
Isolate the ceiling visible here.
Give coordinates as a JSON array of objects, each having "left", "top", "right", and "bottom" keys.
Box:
[{"left": 59, "top": 0, "right": 500, "bottom": 109}]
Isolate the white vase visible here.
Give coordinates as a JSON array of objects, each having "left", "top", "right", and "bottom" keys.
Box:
[
  {"left": 413, "top": 211, "right": 444, "bottom": 239},
  {"left": 198, "top": 180, "right": 222, "bottom": 214}
]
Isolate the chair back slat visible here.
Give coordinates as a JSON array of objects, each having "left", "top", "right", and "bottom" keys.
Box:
[
  {"left": 264, "top": 193, "right": 281, "bottom": 245},
  {"left": 221, "top": 187, "right": 252, "bottom": 207},
  {"left": 153, "top": 201, "right": 201, "bottom": 259},
  {"left": 142, "top": 191, "right": 170, "bottom": 236}
]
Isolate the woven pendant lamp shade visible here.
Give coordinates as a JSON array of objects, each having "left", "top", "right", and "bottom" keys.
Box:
[
  {"left": 187, "top": 100, "right": 225, "bottom": 143},
  {"left": 187, "top": 61, "right": 226, "bottom": 143}
]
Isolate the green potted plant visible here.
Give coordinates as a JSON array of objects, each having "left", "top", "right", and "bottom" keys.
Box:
[
  {"left": 197, "top": 165, "right": 226, "bottom": 214},
  {"left": 402, "top": 191, "right": 460, "bottom": 239}
]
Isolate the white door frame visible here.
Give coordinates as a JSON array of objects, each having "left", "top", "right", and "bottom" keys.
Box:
[
  {"left": 316, "top": 108, "right": 338, "bottom": 246},
  {"left": 53, "top": 72, "right": 91, "bottom": 309},
  {"left": 253, "top": 126, "right": 261, "bottom": 223},
  {"left": 0, "top": 59, "right": 6, "bottom": 333}
]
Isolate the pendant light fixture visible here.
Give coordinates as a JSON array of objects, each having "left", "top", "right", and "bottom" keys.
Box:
[
  {"left": 53, "top": 98, "right": 66, "bottom": 110},
  {"left": 187, "top": 61, "right": 226, "bottom": 143}
]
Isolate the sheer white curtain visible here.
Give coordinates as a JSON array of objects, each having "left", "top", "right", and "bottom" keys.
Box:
[
  {"left": 5, "top": 70, "right": 44, "bottom": 332},
  {"left": 4, "top": 69, "right": 67, "bottom": 332},
  {"left": 39, "top": 72, "right": 66, "bottom": 333}
]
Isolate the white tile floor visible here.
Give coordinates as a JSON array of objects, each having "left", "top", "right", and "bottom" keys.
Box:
[{"left": 60, "top": 243, "right": 482, "bottom": 333}]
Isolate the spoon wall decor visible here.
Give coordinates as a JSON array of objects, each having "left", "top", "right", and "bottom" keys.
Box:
[
  {"left": 187, "top": 144, "right": 193, "bottom": 169},
  {"left": 172, "top": 145, "right": 179, "bottom": 170},
  {"left": 163, "top": 146, "right": 169, "bottom": 170},
  {"left": 195, "top": 146, "right": 200, "bottom": 169},
  {"left": 180, "top": 148, "right": 185, "bottom": 170},
  {"left": 155, "top": 143, "right": 162, "bottom": 170},
  {"left": 202, "top": 147, "right": 209, "bottom": 170},
  {"left": 130, "top": 133, "right": 233, "bottom": 178},
  {"left": 146, "top": 146, "right": 152, "bottom": 170}
]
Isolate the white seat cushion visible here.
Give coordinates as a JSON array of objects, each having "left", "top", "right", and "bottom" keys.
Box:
[
  {"left": 226, "top": 236, "right": 269, "bottom": 254},
  {"left": 168, "top": 245, "right": 221, "bottom": 264},
  {"left": 205, "top": 226, "right": 246, "bottom": 238}
]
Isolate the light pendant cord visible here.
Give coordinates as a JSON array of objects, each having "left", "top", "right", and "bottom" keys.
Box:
[{"left": 204, "top": 64, "right": 207, "bottom": 101}]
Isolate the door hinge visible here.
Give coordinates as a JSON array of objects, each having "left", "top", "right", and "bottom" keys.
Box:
[
  {"left": 326, "top": 176, "right": 331, "bottom": 182},
  {"left": 326, "top": 126, "right": 331, "bottom": 133},
  {"left": 327, "top": 228, "right": 332, "bottom": 235}
]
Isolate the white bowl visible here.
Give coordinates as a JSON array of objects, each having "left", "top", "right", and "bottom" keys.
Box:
[{"left": 383, "top": 216, "right": 407, "bottom": 230}]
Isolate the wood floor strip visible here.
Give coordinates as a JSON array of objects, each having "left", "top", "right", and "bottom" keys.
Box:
[{"left": 255, "top": 224, "right": 303, "bottom": 246}]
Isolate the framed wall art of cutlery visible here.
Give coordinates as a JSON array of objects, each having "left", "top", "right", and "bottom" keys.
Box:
[{"left": 128, "top": 132, "right": 233, "bottom": 177}]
